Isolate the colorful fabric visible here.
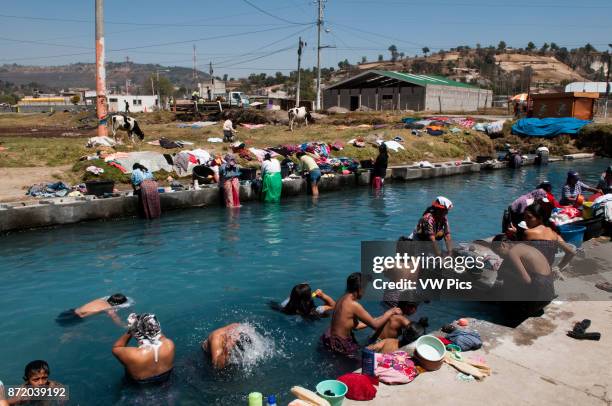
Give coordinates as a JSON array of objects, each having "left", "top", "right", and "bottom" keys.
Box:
[
  {"left": 414, "top": 212, "right": 450, "bottom": 241},
  {"left": 223, "top": 177, "right": 240, "bottom": 208},
  {"left": 262, "top": 172, "right": 282, "bottom": 203},
  {"left": 320, "top": 329, "right": 360, "bottom": 357},
  {"left": 375, "top": 351, "right": 418, "bottom": 384},
  {"left": 139, "top": 180, "right": 161, "bottom": 219},
  {"left": 337, "top": 373, "right": 378, "bottom": 401}
]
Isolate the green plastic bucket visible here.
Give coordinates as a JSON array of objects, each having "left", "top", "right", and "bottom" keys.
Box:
[{"left": 316, "top": 380, "right": 348, "bottom": 406}]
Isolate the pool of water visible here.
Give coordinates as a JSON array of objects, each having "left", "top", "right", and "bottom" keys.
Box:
[{"left": 0, "top": 158, "right": 607, "bottom": 405}]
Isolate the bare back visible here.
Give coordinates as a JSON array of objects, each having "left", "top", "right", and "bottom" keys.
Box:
[
  {"left": 121, "top": 337, "right": 175, "bottom": 380},
  {"left": 75, "top": 298, "right": 112, "bottom": 317},
  {"left": 330, "top": 294, "right": 361, "bottom": 338}
]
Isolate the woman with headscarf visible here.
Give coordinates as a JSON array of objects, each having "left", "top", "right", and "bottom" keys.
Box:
[
  {"left": 131, "top": 163, "right": 161, "bottom": 219},
  {"left": 219, "top": 154, "right": 241, "bottom": 208},
  {"left": 596, "top": 165, "right": 612, "bottom": 195},
  {"left": 502, "top": 188, "right": 549, "bottom": 233},
  {"left": 112, "top": 313, "right": 175, "bottom": 384},
  {"left": 261, "top": 153, "right": 282, "bottom": 202},
  {"left": 372, "top": 143, "right": 388, "bottom": 189},
  {"left": 560, "top": 170, "right": 601, "bottom": 206},
  {"left": 409, "top": 196, "right": 454, "bottom": 256}
]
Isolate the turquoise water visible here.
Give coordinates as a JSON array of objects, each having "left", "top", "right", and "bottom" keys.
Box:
[{"left": 0, "top": 158, "right": 607, "bottom": 405}]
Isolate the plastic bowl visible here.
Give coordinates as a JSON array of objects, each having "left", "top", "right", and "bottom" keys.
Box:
[
  {"left": 414, "top": 335, "right": 446, "bottom": 371},
  {"left": 316, "top": 380, "right": 348, "bottom": 406}
]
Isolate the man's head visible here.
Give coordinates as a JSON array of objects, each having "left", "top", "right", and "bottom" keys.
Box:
[
  {"left": 346, "top": 272, "right": 363, "bottom": 298},
  {"left": 235, "top": 332, "right": 252, "bottom": 352},
  {"left": 264, "top": 153, "right": 272, "bottom": 161},
  {"left": 538, "top": 181, "right": 552, "bottom": 193},
  {"left": 567, "top": 170, "right": 579, "bottom": 185},
  {"left": 23, "top": 360, "right": 50, "bottom": 387},
  {"left": 398, "top": 301, "right": 418, "bottom": 316},
  {"left": 128, "top": 313, "right": 162, "bottom": 344},
  {"left": 107, "top": 293, "right": 128, "bottom": 307},
  {"left": 492, "top": 234, "right": 512, "bottom": 257},
  {"left": 606, "top": 165, "right": 612, "bottom": 180}
]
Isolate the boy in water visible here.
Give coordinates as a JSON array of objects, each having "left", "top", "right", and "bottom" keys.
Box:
[
  {"left": 56, "top": 293, "right": 128, "bottom": 326},
  {"left": 7, "top": 360, "right": 64, "bottom": 405},
  {"left": 201, "top": 323, "right": 252, "bottom": 369}
]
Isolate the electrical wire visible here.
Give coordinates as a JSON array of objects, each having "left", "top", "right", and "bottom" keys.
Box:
[{"left": 240, "top": 0, "right": 314, "bottom": 25}]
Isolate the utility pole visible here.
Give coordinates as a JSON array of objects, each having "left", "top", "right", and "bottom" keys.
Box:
[
  {"left": 95, "top": 0, "right": 107, "bottom": 136},
  {"left": 193, "top": 45, "right": 198, "bottom": 83},
  {"left": 605, "top": 45, "right": 611, "bottom": 119},
  {"left": 296, "top": 36, "right": 306, "bottom": 107},
  {"left": 315, "top": 0, "right": 324, "bottom": 111},
  {"left": 125, "top": 56, "right": 130, "bottom": 95}
]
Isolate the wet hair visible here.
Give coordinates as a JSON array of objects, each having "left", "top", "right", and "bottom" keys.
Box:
[
  {"left": 524, "top": 203, "right": 549, "bottom": 226},
  {"left": 23, "top": 360, "right": 49, "bottom": 382},
  {"left": 264, "top": 153, "right": 272, "bottom": 161},
  {"left": 346, "top": 272, "right": 362, "bottom": 294},
  {"left": 132, "top": 163, "right": 148, "bottom": 172},
  {"left": 491, "top": 234, "right": 512, "bottom": 255},
  {"left": 107, "top": 293, "right": 128, "bottom": 306},
  {"left": 378, "top": 143, "right": 388, "bottom": 155},
  {"left": 398, "top": 301, "right": 418, "bottom": 315},
  {"left": 282, "top": 283, "right": 317, "bottom": 317},
  {"left": 606, "top": 166, "right": 612, "bottom": 175},
  {"left": 538, "top": 181, "right": 552, "bottom": 193},
  {"left": 235, "top": 332, "right": 252, "bottom": 352},
  {"left": 399, "top": 317, "right": 429, "bottom": 346}
]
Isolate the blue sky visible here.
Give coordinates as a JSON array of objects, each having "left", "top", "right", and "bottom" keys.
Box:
[{"left": 0, "top": 0, "right": 610, "bottom": 78}]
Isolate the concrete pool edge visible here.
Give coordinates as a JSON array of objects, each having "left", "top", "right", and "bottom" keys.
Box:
[{"left": 0, "top": 153, "right": 597, "bottom": 233}]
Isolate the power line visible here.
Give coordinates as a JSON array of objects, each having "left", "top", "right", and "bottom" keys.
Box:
[
  {"left": 240, "top": 0, "right": 314, "bottom": 25},
  {"left": 333, "top": 0, "right": 612, "bottom": 8}
]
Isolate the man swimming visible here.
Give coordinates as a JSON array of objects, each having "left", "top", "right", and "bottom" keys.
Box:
[
  {"left": 56, "top": 293, "right": 129, "bottom": 326},
  {"left": 112, "top": 313, "right": 175, "bottom": 385},
  {"left": 201, "top": 323, "right": 252, "bottom": 369}
]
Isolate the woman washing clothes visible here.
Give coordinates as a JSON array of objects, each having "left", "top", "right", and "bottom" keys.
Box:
[
  {"left": 503, "top": 188, "right": 549, "bottom": 233},
  {"left": 219, "top": 154, "right": 241, "bottom": 208},
  {"left": 112, "top": 313, "right": 175, "bottom": 385},
  {"left": 409, "top": 196, "right": 454, "bottom": 257},
  {"left": 560, "top": 170, "right": 601, "bottom": 206},
  {"left": 372, "top": 143, "right": 388, "bottom": 189},
  {"left": 131, "top": 163, "right": 161, "bottom": 219},
  {"left": 596, "top": 165, "right": 612, "bottom": 195},
  {"left": 297, "top": 151, "right": 321, "bottom": 197},
  {"left": 321, "top": 273, "right": 402, "bottom": 357},
  {"left": 261, "top": 153, "right": 282, "bottom": 203},
  {"left": 277, "top": 283, "right": 335, "bottom": 319}
]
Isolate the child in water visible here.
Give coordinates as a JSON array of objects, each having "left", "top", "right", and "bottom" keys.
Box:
[{"left": 279, "top": 283, "right": 336, "bottom": 319}]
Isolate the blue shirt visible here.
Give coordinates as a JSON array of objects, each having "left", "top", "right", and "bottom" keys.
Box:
[{"left": 131, "top": 168, "right": 153, "bottom": 186}]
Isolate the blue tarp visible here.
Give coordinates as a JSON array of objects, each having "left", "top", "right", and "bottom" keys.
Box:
[{"left": 511, "top": 117, "right": 591, "bottom": 138}]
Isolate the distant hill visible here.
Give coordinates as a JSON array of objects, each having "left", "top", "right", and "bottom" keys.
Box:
[{"left": 0, "top": 62, "right": 209, "bottom": 92}]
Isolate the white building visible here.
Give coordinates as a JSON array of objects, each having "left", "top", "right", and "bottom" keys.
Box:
[{"left": 107, "top": 95, "right": 158, "bottom": 113}]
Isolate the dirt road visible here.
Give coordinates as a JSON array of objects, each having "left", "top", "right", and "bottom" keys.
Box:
[{"left": 0, "top": 165, "right": 72, "bottom": 202}]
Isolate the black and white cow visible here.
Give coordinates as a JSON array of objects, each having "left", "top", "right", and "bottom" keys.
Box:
[
  {"left": 288, "top": 107, "right": 311, "bottom": 131},
  {"left": 110, "top": 114, "right": 145, "bottom": 143}
]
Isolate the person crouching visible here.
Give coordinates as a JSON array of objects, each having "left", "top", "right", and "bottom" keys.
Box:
[
  {"left": 131, "top": 163, "right": 161, "bottom": 219},
  {"left": 220, "top": 154, "right": 241, "bottom": 208}
]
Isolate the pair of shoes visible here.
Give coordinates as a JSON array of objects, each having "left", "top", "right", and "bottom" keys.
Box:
[{"left": 567, "top": 319, "right": 601, "bottom": 341}]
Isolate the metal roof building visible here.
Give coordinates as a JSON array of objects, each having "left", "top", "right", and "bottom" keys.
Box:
[{"left": 323, "top": 70, "right": 492, "bottom": 112}]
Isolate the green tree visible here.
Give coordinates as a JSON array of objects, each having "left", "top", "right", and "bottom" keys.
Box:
[
  {"left": 148, "top": 74, "right": 174, "bottom": 104},
  {"left": 550, "top": 42, "right": 559, "bottom": 51},
  {"left": 222, "top": 74, "right": 228, "bottom": 81},
  {"left": 70, "top": 94, "right": 80, "bottom": 105},
  {"left": 584, "top": 43, "right": 596, "bottom": 53},
  {"left": 526, "top": 42, "right": 536, "bottom": 51},
  {"left": 422, "top": 46, "right": 430, "bottom": 56},
  {"left": 361, "top": 56, "right": 367, "bottom": 64},
  {"left": 378, "top": 54, "right": 384, "bottom": 62},
  {"left": 399, "top": 52, "right": 405, "bottom": 60},
  {"left": 388, "top": 44, "right": 399, "bottom": 61},
  {"left": 497, "top": 41, "right": 507, "bottom": 52},
  {"left": 540, "top": 43, "right": 549, "bottom": 54}
]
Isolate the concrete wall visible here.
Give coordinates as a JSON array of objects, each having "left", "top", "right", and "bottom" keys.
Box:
[
  {"left": 424, "top": 85, "right": 493, "bottom": 112},
  {"left": 323, "top": 85, "right": 425, "bottom": 111}
]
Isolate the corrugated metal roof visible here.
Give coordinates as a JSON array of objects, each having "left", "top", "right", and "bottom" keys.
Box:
[
  {"left": 374, "top": 70, "right": 478, "bottom": 88},
  {"left": 565, "top": 82, "right": 610, "bottom": 93},
  {"left": 326, "top": 70, "right": 479, "bottom": 90}
]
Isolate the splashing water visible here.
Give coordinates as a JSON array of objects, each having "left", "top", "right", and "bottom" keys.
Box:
[{"left": 226, "top": 323, "right": 277, "bottom": 376}]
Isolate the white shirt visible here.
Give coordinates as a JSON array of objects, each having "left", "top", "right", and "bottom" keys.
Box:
[
  {"left": 223, "top": 120, "right": 234, "bottom": 131},
  {"left": 261, "top": 158, "right": 281, "bottom": 174}
]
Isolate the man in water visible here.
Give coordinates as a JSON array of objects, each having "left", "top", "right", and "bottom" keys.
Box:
[
  {"left": 56, "top": 293, "right": 128, "bottom": 326},
  {"left": 112, "top": 313, "right": 175, "bottom": 384},
  {"left": 321, "top": 273, "right": 402, "bottom": 357},
  {"left": 201, "top": 323, "right": 252, "bottom": 369}
]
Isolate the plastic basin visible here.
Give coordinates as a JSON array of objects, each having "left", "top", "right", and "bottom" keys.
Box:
[
  {"left": 316, "top": 380, "right": 347, "bottom": 406},
  {"left": 558, "top": 224, "right": 586, "bottom": 248},
  {"left": 414, "top": 335, "right": 446, "bottom": 371}
]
